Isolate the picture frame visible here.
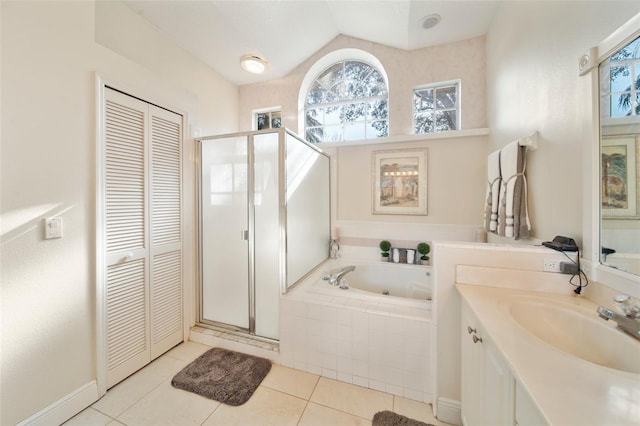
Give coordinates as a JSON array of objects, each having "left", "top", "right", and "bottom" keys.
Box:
[
  {"left": 372, "top": 148, "right": 427, "bottom": 215},
  {"left": 601, "top": 137, "right": 638, "bottom": 218}
]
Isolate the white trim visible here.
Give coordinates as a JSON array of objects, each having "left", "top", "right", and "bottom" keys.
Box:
[
  {"left": 436, "top": 397, "right": 461, "bottom": 425},
  {"left": 297, "top": 48, "right": 389, "bottom": 136},
  {"left": 17, "top": 381, "right": 99, "bottom": 426},
  {"left": 596, "top": 11, "right": 640, "bottom": 63}
]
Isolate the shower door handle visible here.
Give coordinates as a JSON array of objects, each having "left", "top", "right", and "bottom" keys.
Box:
[{"left": 241, "top": 230, "right": 249, "bottom": 241}]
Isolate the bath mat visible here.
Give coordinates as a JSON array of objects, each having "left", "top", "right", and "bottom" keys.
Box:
[
  {"left": 171, "top": 347, "right": 271, "bottom": 406},
  {"left": 372, "top": 410, "right": 434, "bottom": 426}
]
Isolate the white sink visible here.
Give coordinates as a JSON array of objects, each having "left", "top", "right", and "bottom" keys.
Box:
[{"left": 505, "top": 298, "right": 640, "bottom": 374}]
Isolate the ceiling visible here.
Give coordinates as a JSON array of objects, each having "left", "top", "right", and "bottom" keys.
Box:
[{"left": 122, "top": 0, "right": 502, "bottom": 86}]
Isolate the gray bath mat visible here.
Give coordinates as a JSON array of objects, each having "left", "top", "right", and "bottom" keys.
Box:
[
  {"left": 372, "top": 411, "right": 435, "bottom": 426},
  {"left": 171, "top": 347, "right": 271, "bottom": 406}
]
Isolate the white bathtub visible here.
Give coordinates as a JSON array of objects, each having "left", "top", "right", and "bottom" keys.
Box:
[
  {"left": 318, "top": 260, "right": 432, "bottom": 300},
  {"left": 280, "top": 259, "right": 435, "bottom": 403}
]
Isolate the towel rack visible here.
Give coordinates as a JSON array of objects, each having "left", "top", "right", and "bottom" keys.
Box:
[{"left": 518, "top": 131, "right": 538, "bottom": 151}]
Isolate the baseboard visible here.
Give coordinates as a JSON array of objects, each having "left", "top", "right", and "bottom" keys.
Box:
[
  {"left": 17, "top": 380, "right": 99, "bottom": 426},
  {"left": 436, "top": 397, "right": 461, "bottom": 426}
]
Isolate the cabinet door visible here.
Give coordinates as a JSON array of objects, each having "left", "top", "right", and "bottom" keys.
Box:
[
  {"left": 482, "top": 340, "right": 514, "bottom": 426},
  {"left": 461, "top": 302, "right": 483, "bottom": 425}
]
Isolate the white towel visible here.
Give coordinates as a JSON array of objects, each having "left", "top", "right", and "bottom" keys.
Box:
[
  {"left": 497, "top": 140, "right": 531, "bottom": 239},
  {"left": 484, "top": 150, "right": 501, "bottom": 233}
]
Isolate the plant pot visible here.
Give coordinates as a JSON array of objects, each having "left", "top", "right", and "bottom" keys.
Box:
[
  {"left": 381, "top": 256, "right": 390, "bottom": 262},
  {"left": 420, "top": 259, "right": 429, "bottom": 266}
]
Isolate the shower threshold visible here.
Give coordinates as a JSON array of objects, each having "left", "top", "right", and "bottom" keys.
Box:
[{"left": 190, "top": 324, "right": 279, "bottom": 353}]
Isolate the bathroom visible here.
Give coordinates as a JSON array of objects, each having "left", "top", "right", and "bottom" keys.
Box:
[{"left": 2, "top": 1, "right": 640, "bottom": 425}]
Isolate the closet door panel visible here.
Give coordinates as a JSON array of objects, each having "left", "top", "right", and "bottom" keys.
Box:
[
  {"left": 104, "top": 89, "right": 151, "bottom": 388},
  {"left": 149, "top": 105, "right": 183, "bottom": 359}
]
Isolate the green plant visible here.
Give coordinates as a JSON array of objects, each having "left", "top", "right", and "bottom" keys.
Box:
[
  {"left": 417, "top": 242, "right": 431, "bottom": 260},
  {"left": 379, "top": 240, "right": 392, "bottom": 257}
]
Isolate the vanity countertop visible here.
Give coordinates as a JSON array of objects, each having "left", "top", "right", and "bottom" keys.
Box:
[{"left": 457, "top": 284, "right": 640, "bottom": 425}]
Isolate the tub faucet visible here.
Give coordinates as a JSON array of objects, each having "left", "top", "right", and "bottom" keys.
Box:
[
  {"left": 597, "top": 294, "right": 640, "bottom": 341},
  {"left": 327, "top": 265, "right": 356, "bottom": 288}
]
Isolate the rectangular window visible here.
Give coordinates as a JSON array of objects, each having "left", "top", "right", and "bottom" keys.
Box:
[
  {"left": 413, "top": 81, "right": 460, "bottom": 134},
  {"left": 254, "top": 108, "right": 282, "bottom": 131}
]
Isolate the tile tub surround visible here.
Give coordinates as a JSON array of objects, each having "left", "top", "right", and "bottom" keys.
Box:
[{"left": 279, "top": 264, "right": 434, "bottom": 403}]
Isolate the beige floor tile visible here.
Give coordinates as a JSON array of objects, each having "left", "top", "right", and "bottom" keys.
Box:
[
  {"left": 260, "top": 364, "right": 319, "bottom": 400},
  {"left": 63, "top": 407, "right": 113, "bottom": 426},
  {"left": 310, "top": 377, "right": 393, "bottom": 420},
  {"left": 298, "top": 402, "right": 370, "bottom": 426},
  {"left": 164, "top": 341, "right": 211, "bottom": 363},
  {"left": 92, "top": 356, "right": 187, "bottom": 417},
  {"left": 116, "top": 379, "right": 220, "bottom": 425},
  {"left": 202, "top": 386, "right": 306, "bottom": 426},
  {"left": 393, "top": 396, "right": 438, "bottom": 424}
]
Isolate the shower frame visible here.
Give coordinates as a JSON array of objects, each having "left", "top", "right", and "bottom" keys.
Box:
[{"left": 195, "top": 128, "right": 330, "bottom": 338}]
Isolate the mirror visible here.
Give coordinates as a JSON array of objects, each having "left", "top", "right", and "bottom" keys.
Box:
[{"left": 599, "top": 35, "right": 640, "bottom": 276}]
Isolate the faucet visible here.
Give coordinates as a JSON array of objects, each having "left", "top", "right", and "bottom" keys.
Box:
[
  {"left": 597, "top": 294, "right": 640, "bottom": 341},
  {"left": 326, "top": 265, "right": 356, "bottom": 289}
]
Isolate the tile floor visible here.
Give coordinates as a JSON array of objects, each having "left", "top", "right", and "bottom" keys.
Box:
[{"left": 66, "top": 341, "right": 449, "bottom": 426}]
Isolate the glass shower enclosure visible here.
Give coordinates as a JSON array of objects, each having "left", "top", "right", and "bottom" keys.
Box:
[{"left": 197, "top": 129, "right": 330, "bottom": 340}]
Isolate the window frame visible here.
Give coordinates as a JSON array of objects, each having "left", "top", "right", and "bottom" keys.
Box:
[
  {"left": 412, "top": 79, "right": 461, "bottom": 135},
  {"left": 252, "top": 106, "right": 282, "bottom": 131},
  {"left": 298, "top": 49, "right": 389, "bottom": 143}
]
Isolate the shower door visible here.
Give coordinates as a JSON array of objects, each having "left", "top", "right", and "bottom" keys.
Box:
[
  {"left": 199, "top": 132, "right": 281, "bottom": 339},
  {"left": 200, "top": 136, "right": 250, "bottom": 329}
]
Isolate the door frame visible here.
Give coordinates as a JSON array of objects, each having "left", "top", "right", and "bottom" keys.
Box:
[{"left": 95, "top": 74, "right": 191, "bottom": 396}]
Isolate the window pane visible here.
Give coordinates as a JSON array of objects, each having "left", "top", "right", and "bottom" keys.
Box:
[
  {"left": 306, "top": 108, "right": 323, "bottom": 126},
  {"left": 611, "top": 66, "right": 631, "bottom": 92},
  {"left": 611, "top": 93, "right": 631, "bottom": 117},
  {"left": 436, "top": 86, "right": 457, "bottom": 109},
  {"left": 256, "top": 113, "right": 269, "bottom": 130},
  {"left": 414, "top": 113, "right": 434, "bottom": 134},
  {"left": 307, "top": 82, "right": 327, "bottom": 105},
  {"left": 344, "top": 122, "right": 366, "bottom": 140},
  {"left": 318, "top": 63, "right": 343, "bottom": 89},
  {"left": 635, "top": 65, "right": 640, "bottom": 90},
  {"left": 367, "top": 70, "right": 387, "bottom": 96},
  {"left": 369, "top": 121, "right": 388, "bottom": 138},
  {"left": 343, "top": 103, "right": 366, "bottom": 123},
  {"left": 636, "top": 92, "right": 640, "bottom": 115},
  {"left": 414, "top": 89, "right": 434, "bottom": 112},
  {"left": 324, "top": 125, "right": 343, "bottom": 142},
  {"left": 305, "top": 127, "right": 324, "bottom": 143},
  {"left": 325, "top": 106, "right": 343, "bottom": 125},
  {"left": 368, "top": 100, "right": 388, "bottom": 121},
  {"left": 435, "top": 110, "right": 457, "bottom": 131},
  {"left": 271, "top": 115, "right": 282, "bottom": 128}
]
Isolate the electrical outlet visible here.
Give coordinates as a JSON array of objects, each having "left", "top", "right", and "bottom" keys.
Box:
[{"left": 543, "top": 258, "right": 562, "bottom": 272}]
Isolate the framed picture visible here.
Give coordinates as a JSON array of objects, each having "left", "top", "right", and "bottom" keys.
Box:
[
  {"left": 372, "top": 148, "right": 427, "bottom": 215},
  {"left": 601, "top": 137, "right": 638, "bottom": 218}
]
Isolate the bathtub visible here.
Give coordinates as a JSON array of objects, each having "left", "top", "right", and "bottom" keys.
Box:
[
  {"left": 280, "top": 259, "right": 435, "bottom": 403},
  {"left": 318, "top": 260, "right": 432, "bottom": 300}
]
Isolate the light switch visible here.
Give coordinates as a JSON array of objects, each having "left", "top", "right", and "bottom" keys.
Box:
[{"left": 45, "top": 217, "right": 63, "bottom": 239}]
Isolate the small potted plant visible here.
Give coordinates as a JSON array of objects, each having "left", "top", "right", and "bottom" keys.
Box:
[
  {"left": 379, "top": 240, "right": 391, "bottom": 262},
  {"left": 417, "top": 242, "right": 431, "bottom": 265}
]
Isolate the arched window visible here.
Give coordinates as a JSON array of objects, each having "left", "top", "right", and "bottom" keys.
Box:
[{"left": 303, "top": 58, "right": 388, "bottom": 143}]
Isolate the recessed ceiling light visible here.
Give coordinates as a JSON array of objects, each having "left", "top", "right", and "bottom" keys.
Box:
[
  {"left": 240, "top": 54, "right": 268, "bottom": 74},
  {"left": 420, "top": 14, "right": 441, "bottom": 30}
]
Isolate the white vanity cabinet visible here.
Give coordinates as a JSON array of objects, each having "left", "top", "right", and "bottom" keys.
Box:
[
  {"left": 461, "top": 298, "right": 549, "bottom": 426},
  {"left": 461, "top": 299, "right": 514, "bottom": 426}
]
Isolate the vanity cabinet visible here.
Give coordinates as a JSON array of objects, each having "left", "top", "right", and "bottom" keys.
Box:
[
  {"left": 461, "top": 299, "right": 548, "bottom": 426},
  {"left": 461, "top": 300, "right": 514, "bottom": 426}
]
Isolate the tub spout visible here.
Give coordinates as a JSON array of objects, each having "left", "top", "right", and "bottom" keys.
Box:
[{"left": 327, "top": 265, "right": 356, "bottom": 288}]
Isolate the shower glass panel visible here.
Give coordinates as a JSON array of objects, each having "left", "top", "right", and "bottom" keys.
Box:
[
  {"left": 200, "top": 136, "right": 249, "bottom": 329},
  {"left": 253, "top": 133, "right": 280, "bottom": 339},
  {"left": 286, "top": 133, "right": 331, "bottom": 289}
]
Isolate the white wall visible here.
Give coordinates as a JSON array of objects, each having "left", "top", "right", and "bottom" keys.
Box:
[
  {"left": 0, "top": 1, "right": 238, "bottom": 424},
  {"left": 486, "top": 1, "right": 640, "bottom": 251}
]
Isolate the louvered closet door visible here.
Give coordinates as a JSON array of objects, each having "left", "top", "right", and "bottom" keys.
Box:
[
  {"left": 103, "top": 89, "right": 183, "bottom": 388},
  {"left": 149, "top": 105, "right": 183, "bottom": 359},
  {"left": 104, "top": 89, "right": 150, "bottom": 388}
]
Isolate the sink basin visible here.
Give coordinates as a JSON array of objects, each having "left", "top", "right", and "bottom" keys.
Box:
[{"left": 505, "top": 298, "right": 640, "bottom": 374}]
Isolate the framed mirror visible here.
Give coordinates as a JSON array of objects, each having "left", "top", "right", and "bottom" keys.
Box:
[{"left": 599, "top": 34, "right": 640, "bottom": 277}]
